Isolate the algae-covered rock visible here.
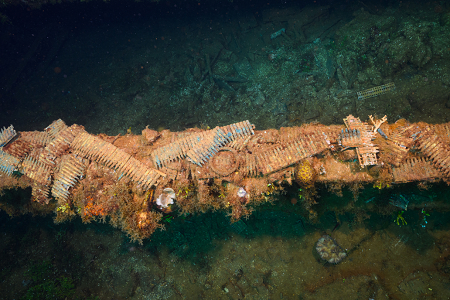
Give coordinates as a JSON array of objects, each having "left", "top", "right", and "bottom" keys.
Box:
[
  {"left": 213, "top": 61, "right": 234, "bottom": 77},
  {"left": 233, "top": 57, "right": 253, "bottom": 79},
  {"left": 334, "top": 10, "right": 396, "bottom": 54},
  {"left": 386, "top": 20, "right": 433, "bottom": 69},
  {"left": 430, "top": 23, "right": 450, "bottom": 58},
  {"left": 281, "top": 61, "right": 296, "bottom": 77},
  {"left": 356, "top": 61, "right": 383, "bottom": 86},
  {"left": 336, "top": 53, "right": 358, "bottom": 89}
]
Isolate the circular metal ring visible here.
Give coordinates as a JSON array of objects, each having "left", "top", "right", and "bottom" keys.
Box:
[{"left": 208, "top": 147, "right": 239, "bottom": 177}]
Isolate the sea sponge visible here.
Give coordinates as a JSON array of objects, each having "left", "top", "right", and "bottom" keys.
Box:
[
  {"left": 294, "top": 159, "right": 316, "bottom": 189},
  {"left": 155, "top": 188, "right": 176, "bottom": 213},
  {"left": 316, "top": 235, "right": 347, "bottom": 264}
]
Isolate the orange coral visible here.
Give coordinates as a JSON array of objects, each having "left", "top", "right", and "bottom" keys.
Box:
[{"left": 83, "top": 195, "right": 109, "bottom": 219}]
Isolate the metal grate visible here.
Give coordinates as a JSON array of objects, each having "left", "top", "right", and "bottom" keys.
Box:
[
  {"left": 256, "top": 132, "right": 329, "bottom": 175},
  {"left": 186, "top": 128, "right": 230, "bottom": 166},
  {"left": 417, "top": 127, "right": 450, "bottom": 177},
  {"left": 357, "top": 82, "right": 395, "bottom": 100},
  {"left": 52, "top": 154, "right": 87, "bottom": 203},
  {"left": 44, "top": 119, "right": 67, "bottom": 139},
  {"left": 343, "top": 115, "right": 379, "bottom": 167},
  {"left": 393, "top": 157, "right": 441, "bottom": 183},
  {"left": 433, "top": 123, "right": 450, "bottom": 145},
  {"left": 71, "top": 132, "right": 165, "bottom": 189},
  {"left": 152, "top": 131, "right": 212, "bottom": 168},
  {"left": 339, "top": 129, "right": 361, "bottom": 148},
  {"left": 21, "top": 156, "right": 52, "bottom": 186},
  {"left": 379, "top": 127, "right": 414, "bottom": 167},
  {"left": 0, "top": 149, "right": 20, "bottom": 176},
  {"left": 2, "top": 139, "right": 33, "bottom": 159},
  {"left": 242, "top": 153, "right": 259, "bottom": 177},
  {"left": 0, "top": 125, "right": 17, "bottom": 147},
  {"left": 32, "top": 182, "right": 51, "bottom": 205},
  {"left": 20, "top": 131, "right": 52, "bottom": 147},
  {"left": 228, "top": 135, "right": 252, "bottom": 151},
  {"left": 378, "top": 138, "right": 409, "bottom": 167},
  {"left": 152, "top": 120, "right": 254, "bottom": 168},
  {"left": 39, "top": 124, "right": 85, "bottom": 166},
  {"left": 219, "top": 121, "right": 255, "bottom": 139}
]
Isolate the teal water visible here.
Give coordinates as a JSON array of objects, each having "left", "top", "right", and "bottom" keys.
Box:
[{"left": 2, "top": 182, "right": 450, "bottom": 298}]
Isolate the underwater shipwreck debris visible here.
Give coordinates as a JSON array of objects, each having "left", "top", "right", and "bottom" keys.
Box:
[
  {"left": 209, "top": 147, "right": 239, "bottom": 177},
  {"left": 343, "top": 114, "right": 378, "bottom": 167},
  {"left": 417, "top": 126, "right": 450, "bottom": 178},
  {"left": 0, "top": 149, "right": 20, "bottom": 176},
  {"left": 51, "top": 154, "right": 87, "bottom": 204},
  {"left": 0, "top": 125, "right": 16, "bottom": 147},
  {"left": 151, "top": 120, "right": 254, "bottom": 168},
  {"left": 357, "top": 82, "right": 395, "bottom": 100},
  {"left": 0, "top": 115, "right": 450, "bottom": 241},
  {"left": 271, "top": 28, "right": 286, "bottom": 39}
]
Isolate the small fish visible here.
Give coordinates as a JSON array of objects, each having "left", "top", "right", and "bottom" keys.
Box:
[{"left": 389, "top": 194, "right": 409, "bottom": 210}]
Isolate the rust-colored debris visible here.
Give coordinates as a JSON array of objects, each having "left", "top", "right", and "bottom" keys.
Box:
[
  {"left": 343, "top": 115, "right": 379, "bottom": 167},
  {"left": 21, "top": 156, "right": 52, "bottom": 186},
  {"left": 20, "top": 131, "right": 52, "bottom": 147},
  {"left": 44, "top": 119, "right": 67, "bottom": 139},
  {"left": 2, "top": 139, "right": 32, "bottom": 159},
  {"left": 256, "top": 132, "right": 329, "bottom": 174},
  {"left": 0, "top": 125, "right": 16, "bottom": 147},
  {"left": 0, "top": 115, "right": 450, "bottom": 241},
  {"left": 71, "top": 131, "right": 165, "bottom": 189},
  {"left": 208, "top": 147, "right": 239, "bottom": 176},
  {"left": 377, "top": 124, "right": 414, "bottom": 167},
  {"left": 392, "top": 157, "right": 441, "bottom": 183},
  {"left": 0, "top": 149, "right": 20, "bottom": 176},
  {"left": 151, "top": 120, "right": 254, "bottom": 168},
  {"left": 39, "top": 124, "right": 86, "bottom": 167},
  {"left": 51, "top": 154, "right": 87, "bottom": 203},
  {"left": 32, "top": 181, "right": 51, "bottom": 205},
  {"left": 356, "top": 82, "right": 395, "bottom": 100},
  {"left": 417, "top": 127, "right": 450, "bottom": 177}
]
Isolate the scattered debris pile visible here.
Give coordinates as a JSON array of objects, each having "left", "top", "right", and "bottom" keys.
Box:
[{"left": 0, "top": 115, "right": 449, "bottom": 242}]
